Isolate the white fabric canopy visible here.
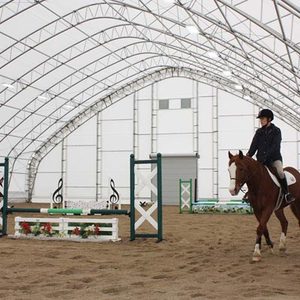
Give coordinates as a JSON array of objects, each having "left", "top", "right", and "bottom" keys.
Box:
[{"left": 0, "top": 0, "right": 299, "bottom": 195}]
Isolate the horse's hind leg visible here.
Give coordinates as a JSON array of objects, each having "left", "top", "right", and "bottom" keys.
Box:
[
  {"left": 263, "top": 227, "right": 274, "bottom": 252},
  {"left": 274, "top": 208, "right": 288, "bottom": 252}
]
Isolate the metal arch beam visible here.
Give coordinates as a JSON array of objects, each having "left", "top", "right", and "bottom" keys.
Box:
[
  {"left": 1, "top": 17, "right": 297, "bottom": 106},
  {"left": 3, "top": 26, "right": 297, "bottom": 138},
  {"left": 212, "top": 0, "right": 277, "bottom": 102},
  {"left": 1, "top": 1, "right": 298, "bottom": 180},
  {"left": 2, "top": 17, "right": 298, "bottom": 153},
  {"left": 9, "top": 50, "right": 237, "bottom": 160},
  {"left": 273, "top": 0, "right": 299, "bottom": 91},
  {"left": 0, "top": 1, "right": 298, "bottom": 92},
  {"left": 281, "top": 0, "right": 300, "bottom": 14},
  {"left": 0, "top": 12, "right": 298, "bottom": 120},
  {"left": 7, "top": 42, "right": 299, "bottom": 162},
  {"left": 5, "top": 40, "right": 300, "bottom": 167},
  {"left": 0, "top": 0, "right": 298, "bottom": 130},
  {"left": 1, "top": 40, "right": 298, "bottom": 168},
  {"left": 215, "top": 0, "right": 300, "bottom": 54},
  {"left": 0, "top": 1, "right": 45, "bottom": 25},
  {"left": 26, "top": 66, "right": 300, "bottom": 200},
  {"left": 177, "top": 1, "right": 300, "bottom": 86},
  {"left": 0, "top": 1, "right": 298, "bottom": 89}
]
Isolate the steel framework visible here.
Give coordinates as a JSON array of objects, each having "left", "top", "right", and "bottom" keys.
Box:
[{"left": 0, "top": 0, "right": 299, "bottom": 198}]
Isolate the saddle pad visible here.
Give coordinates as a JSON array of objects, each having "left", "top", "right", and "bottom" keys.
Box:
[{"left": 265, "top": 167, "right": 296, "bottom": 187}]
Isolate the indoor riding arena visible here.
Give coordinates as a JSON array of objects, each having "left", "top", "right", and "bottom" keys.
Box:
[{"left": 1, "top": 1, "right": 300, "bottom": 299}]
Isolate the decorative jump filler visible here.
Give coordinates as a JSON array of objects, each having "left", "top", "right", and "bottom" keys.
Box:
[
  {"left": 0, "top": 155, "right": 163, "bottom": 242},
  {"left": 51, "top": 178, "right": 63, "bottom": 208},
  {"left": 179, "top": 179, "right": 193, "bottom": 213},
  {"left": 107, "top": 178, "right": 120, "bottom": 210},
  {"left": 130, "top": 153, "right": 163, "bottom": 241}
]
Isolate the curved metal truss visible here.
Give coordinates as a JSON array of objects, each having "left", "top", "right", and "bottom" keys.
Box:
[
  {"left": 26, "top": 66, "right": 299, "bottom": 199},
  {"left": 0, "top": 0, "right": 299, "bottom": 193}
]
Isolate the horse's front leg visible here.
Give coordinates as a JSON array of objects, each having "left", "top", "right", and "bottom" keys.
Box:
[{"left": 253, "top": 207, "right": 273, "bottom": 262}]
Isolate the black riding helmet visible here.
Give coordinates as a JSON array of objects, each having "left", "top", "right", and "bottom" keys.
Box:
[{"left": 256, "top": 109, "right": 274, "bottom": 121}]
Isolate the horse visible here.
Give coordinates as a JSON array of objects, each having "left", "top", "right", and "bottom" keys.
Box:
[{"left": 228, "top": 150, "right": 300, "bottom": 261}]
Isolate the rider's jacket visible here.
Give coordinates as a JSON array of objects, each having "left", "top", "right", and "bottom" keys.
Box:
[{"left": 247, "top": 123, "right": 282, "bottom": 165}]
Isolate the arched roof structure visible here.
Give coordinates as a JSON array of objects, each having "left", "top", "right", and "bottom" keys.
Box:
[{"left": 0, "top": 0, "right": 299, "bottom": 195}]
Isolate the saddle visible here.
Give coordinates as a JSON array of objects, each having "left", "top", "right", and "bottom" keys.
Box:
[
  {"left": 265, "top": 167, "right": 296, "bottom": 187},
  {"left": 265, "top": 167, "right": 297, "bottom": 209}
]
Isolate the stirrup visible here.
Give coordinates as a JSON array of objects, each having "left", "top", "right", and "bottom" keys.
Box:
[{"left": 285, "top": 193, "right": 295, "bottom": 204}]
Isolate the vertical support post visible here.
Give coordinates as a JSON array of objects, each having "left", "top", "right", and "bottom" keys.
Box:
[
  {"left": 194, "top": 178, "right": 197, "bottom": 202},
  {"left": 96, "top": 111, "right": 102, "bottom": 202},
  {"left": 133, "top": 92, "right": 138, "bottom": 157},
  {"left": 2, "top": 157, "right": 9, "bottom": 236},
  {"left": 189, "top": 178, "right": 193, "bottom": 213},
  {"left": 151, "top": 83, "right": 157, "bottom": 154},
  {"left": 157, "top": 153, "right": 163, "bottom": 241},
  {"left": 212, "top": 88, "right": 219, "bottom": 200},
  {"left": 61, "top": 138, "right": 67, "bottom": 208},
  {"left": 179, "top": 178, "right": 182, "bottom": 214},
  {"left": 130, "top": 154, "right": 135, "bottom": 241}
]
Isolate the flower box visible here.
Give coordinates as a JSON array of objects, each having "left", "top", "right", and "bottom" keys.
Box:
[{"left": 14, "top": 216, "right": 120, "bottom": 242}]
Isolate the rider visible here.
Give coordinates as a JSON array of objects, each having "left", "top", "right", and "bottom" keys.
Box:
[{"left": 246, "top": 108, "right": 295, "bottom": 203}]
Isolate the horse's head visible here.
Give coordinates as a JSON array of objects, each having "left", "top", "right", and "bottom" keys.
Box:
[{"left": 228, "top": 150, "right": 249, "bottom": 196}]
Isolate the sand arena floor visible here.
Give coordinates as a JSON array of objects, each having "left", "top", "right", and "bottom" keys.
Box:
[{"left": 1, "top": 203, "right": 300, "bottom": 300}]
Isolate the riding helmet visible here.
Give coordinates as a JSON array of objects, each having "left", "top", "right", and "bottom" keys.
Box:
[{"left": 256, "top": 109, "right": 274, "bottom": 121}]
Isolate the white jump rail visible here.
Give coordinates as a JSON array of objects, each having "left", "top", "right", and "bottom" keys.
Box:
[{"left": 14, "top": 216, "right": 120, "bottom": 242}]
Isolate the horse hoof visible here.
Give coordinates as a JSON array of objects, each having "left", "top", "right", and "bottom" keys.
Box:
[
  {"left": 279, "top": 243, "right": 286, "bottom": 252},
  {"left": 252, "top": 255, "right": 261, "bottom": 262}
]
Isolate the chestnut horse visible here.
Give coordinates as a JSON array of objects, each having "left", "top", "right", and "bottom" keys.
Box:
[{"left": 228, "top": 150, "right": 300, "bottom": 261}]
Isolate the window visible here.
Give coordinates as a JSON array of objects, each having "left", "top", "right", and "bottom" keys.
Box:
[
  {"left": 181, "top": 98, "right": 191, "bottom": 109},
  {"left": 159, "top": 99, "right": 169, "bottom": 109}
]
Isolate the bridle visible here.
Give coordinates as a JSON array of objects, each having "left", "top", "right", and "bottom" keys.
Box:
[{"left": 230, "top": 158, "right": 260, "bottom": 193}]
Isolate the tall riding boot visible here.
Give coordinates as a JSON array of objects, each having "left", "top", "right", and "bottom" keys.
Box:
[{"left": 279, "top": 176, "right": 295, "bottom": 203}]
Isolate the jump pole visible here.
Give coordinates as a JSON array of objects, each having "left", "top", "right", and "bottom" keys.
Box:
[{"left": 6, "top": 208, "right": 129, "bottom": 215}]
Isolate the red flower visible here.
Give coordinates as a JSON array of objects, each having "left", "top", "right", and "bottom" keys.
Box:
[
  {"left": 94, "top": 224, "right": 100, "bottom": 235},
  {"left": 20, "top": 222, "right": 31, "bottom": 234},
  {"left": 42, "top": 223, "right": 52, "bottom": 233},
  {"left": 72, "top": 227, "right": 80, "bottom": 235}
]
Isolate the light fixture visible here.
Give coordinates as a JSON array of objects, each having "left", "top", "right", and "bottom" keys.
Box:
[
  {"left": 222, "top": 70, "right": 232, "bottom": 77},
  {"left": 2, "top": 83, "right": 15, "bottom": 90},
  {"left": 186, "top": 25, "right": 199, "bottom": 35},
  {"left": 37, "top": 95, "right": 48, "bottom": 101},
  {"left": 243, "top": 95, "right": 252, "bottom": 101},
  {"left": 65, "top": 104, "right": 74, "bottom": 109},
  {"left": 207, "top": 51, "right": 219, "bottom": 59},
  {"left": 235, "top": 84, "right": 243, "bottom": 90}
]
